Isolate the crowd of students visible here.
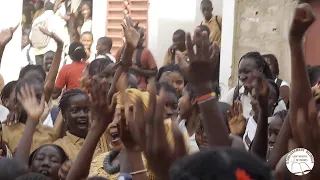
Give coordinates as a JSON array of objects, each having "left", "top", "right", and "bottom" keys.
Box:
[{"left": 0, "top": 0, "right": 319, "bottom": 179}]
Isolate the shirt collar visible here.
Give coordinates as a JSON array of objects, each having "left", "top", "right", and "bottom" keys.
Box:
[{"left": 66, "top": 131, "right": 83, "bottom": 145}]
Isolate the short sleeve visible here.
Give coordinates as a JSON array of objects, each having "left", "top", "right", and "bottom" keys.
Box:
[
  {"left": 280, "top": 80, "right": 290, "bottom": 88},
  {"left": 143, "top": 49, "right": 157, "bottom": 69},
  {"left": 55, "top": 66, "right": 68, "bottom": 89}
]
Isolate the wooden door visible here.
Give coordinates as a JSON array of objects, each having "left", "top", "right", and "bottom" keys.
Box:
[{"left": 106, "top": 0, "right": 149, "bottom": 55}]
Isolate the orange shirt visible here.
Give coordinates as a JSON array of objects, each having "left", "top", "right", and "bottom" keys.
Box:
[
  {"left": 115, "top": 47, "right": 157, "bottom": 91},
  {"left": 55, "top": 61, "right": 88, "bottom": 90}
]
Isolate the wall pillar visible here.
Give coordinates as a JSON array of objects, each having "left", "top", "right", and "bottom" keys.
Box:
[{"left": 219, "top": 0, "right": 236, "bottom": 95}]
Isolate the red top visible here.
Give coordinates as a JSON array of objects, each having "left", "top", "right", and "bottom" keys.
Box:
[
  {"left": 55, "top": 61, "right": 89, "bottom": 90},
  {"left": 115, "top": 46, "right": 157, "bottom": 91}
]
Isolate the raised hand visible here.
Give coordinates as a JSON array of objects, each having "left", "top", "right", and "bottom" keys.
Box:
[
  {"left": 253, "top": 75, "right": 269, "bottom": 108},
  {"left": 90, "top": 76, "right": 116, "bottom": 133},
  {"left": 39, "top": 27, "right": 64, "bottom": 45},
  {"left": 176, "top": 28, "right": 220, "bottom": 84},
  {"left": 17, "top": 85, "right": 45, "bottom": 122},
  {"left": 289, "top": 3, "right": 315, "bottom": 42},
  {"left": 0, "top": 24, "right": 19, "bottom": 47},
  {"left": 132, "top": 84, "right": 187, "bottom": 179},
  {"left": 58, "top": 160, "right": 73, "bottom": 180},
  {"left": 121, "top": 15, "right": 140, "bottom": 49},
  {"left": 228, "top": 100, "right": 246, "bottom": 136}
]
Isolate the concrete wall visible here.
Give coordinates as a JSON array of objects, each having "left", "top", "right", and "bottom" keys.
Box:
[{"left": 231, "top": 0, "right": 298, "bottom": 86}]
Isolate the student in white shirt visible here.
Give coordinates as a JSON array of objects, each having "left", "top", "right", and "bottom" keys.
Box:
[
  {"left": 79, "top": 1, "right": 92, "bottom": 34},
  {"left": 80, "top": 31, "right": 95, "bottom": 63},
  {"left": 221, "top": 52, "right": 287, "bottom": 120},
  {"left": 95, "top": 37, "right": 116, "bottom": 62},
  {"left": 262, "top": 54, "right": 290, "bottom": 107},
  {"left": 21, "top": 34, "right": 36, "bottom": 68},
  {"left": 30, "top": 2, "right": 65, "bottom": 66}
]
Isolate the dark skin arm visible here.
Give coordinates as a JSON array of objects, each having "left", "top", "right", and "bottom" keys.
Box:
[
  {"left": 250, "top": 77, "right": 269, "bottom": 160},
  {"left": 14, "top": 86, "right": 45, "bottom": 168},
  {"left": 130, "top": 66, "right": 158, "bottom": 77},
  {"left": 178, "top": 29, "right": 230, "bottom": 147},
  {"left": 279, "top": 86, "right": 290, "bottom": 106},
  {"left": 0, "top": 25, "right": 18, "bottom": 65},
  {"left": 268, "top": 115, "right": 292, "bottom": 169},
  {"left": 107, "top": 16, "right": 141, "bottom": 102},
  {"left": 52, "top": 88, "right": 63, "bottom": 100},
  {"left": 40, "top": 28, "right": 64, "bottom": 103}
]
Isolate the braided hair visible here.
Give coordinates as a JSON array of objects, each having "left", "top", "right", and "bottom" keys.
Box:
[
  {"left": 59, "top": 88, "right": 88, "bottom": 115},
  {"left": 234, "top": 52, "right": 273, "bottom": 101},
  {"left": 262, "top": 54, "right": 279, "bottom": 77}
]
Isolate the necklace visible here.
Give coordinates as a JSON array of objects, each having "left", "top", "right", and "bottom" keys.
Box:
[{"left": 103, "top": 150, "right": 120, "bottom": 174}]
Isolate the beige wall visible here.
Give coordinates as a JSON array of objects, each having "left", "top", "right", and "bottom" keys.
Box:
[{"left": 231, "top": 0, "right": 298, "bottom": 86}]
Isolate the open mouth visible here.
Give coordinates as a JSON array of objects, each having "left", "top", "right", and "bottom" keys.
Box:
[
  {"left": 39, "top": 169, "right": 50, "bottom": 176},
  {"left": 77, "top": 119, "right": 88, "bottom": 129}
]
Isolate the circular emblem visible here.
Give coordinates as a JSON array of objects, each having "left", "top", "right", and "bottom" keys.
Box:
[{"left": 286, "top": 148, "right": 314, "bottom": 176}]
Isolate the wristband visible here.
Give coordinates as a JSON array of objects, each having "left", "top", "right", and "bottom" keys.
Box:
[{"left": 196, "top": 92, "right": 216, "bottom": 104}]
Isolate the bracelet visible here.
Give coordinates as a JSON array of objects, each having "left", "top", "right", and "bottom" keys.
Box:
[
  {"left": 130, "top": 169, "right": 147, "bottom": 175},
  {"left": 197, "top": 96, "right": 216, "bottom": 105},
  {"left": 196, "top": 92, "right": 216, "bottom": 103}
]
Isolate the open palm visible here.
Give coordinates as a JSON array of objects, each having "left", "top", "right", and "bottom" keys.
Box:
[
  {"left": 17, "top": 85, "right": 45, "bottom": 122},
  {"left": 121, "top": 16, "right": 140, "bottom": 49}
]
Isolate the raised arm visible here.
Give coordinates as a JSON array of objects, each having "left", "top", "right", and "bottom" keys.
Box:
[
  {"left": 250, "top": 77, "right": 269, "bottom": 160},
  {"left": 107, "top": 16, "right": 140, "bottom": 102},
  {"left": 177, "top": 28, "right": 230, "bottom": 147},
  {"left": 39, "top": 27, "right": 64, "bottom": 103},
  {"left": 14, "top": 85, "right": 45, "bottom": 168},
  {"left": 0, "top": 25, "right": 18, "bottom": 66}
]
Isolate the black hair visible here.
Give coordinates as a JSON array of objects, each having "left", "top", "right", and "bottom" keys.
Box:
[
  {"left": 44, "top": 50, "right": 55, "bottom": 57},
  {"left": 0, "top": 158, "right": 27, "bottom": 180},
  {"left": 155, "top": 64, "right": 184, "bottom": 82},
  {"left": 81, "top": 31, "right": 93, "bottom": 39},
  {"left": 44, "top": 2, "right": 54, "bottom": 10},
  {"left": 15, "top": 76, "right": 44, "bottom": 96},
  {"left": 98, "top": 37, "right": 113, "bottom": 49},
  {"left": 80, "top": 1, "right": 92, "bottom": 12},
  {"left": 16, "top": 173, "right": 50, "bottom": 180},
  {"left": 88, "top": 58, "right": 114, "bottom": 77},
  {"left": 198, "top": 25, "right": 211, "bottom": 35},
  {"left": 156, "top": 82, "right": 177, "bottom": 96},
  {"left": 59, "top": 88, "right": 88, "bottom": 115},
  {"left": 307, "top": 65, "right": 320, "bottom": 87},
  {"left": 262, "top": 54, "right": 279, "bottom": 77},
  {"left": 86, "top": 177, "right": 108, "bottom": 180},
  {"left": 201, "top": 0, "right": 213, "bottom": 7},
  {"left": 1, "top": 80, "right": 17, "bottom": 105},
  {"left": 273, "top": 110, "right": 288, "bottom": 122},
  {"left": 169, "top": 148, "right": 272, "bottom": 180},
  {"left": 19, "top": 65, "right": 46, "bottom": 81},
  {"left": 29, "top": 144, "right": 69, "bottom": 167},
  {"left": 68, "top": 42, "right": 87, "bottom": 61},
  {"left": 267, "top": 79, "right": 280, "bottom": 101},
  {"left": 173, "top": 29, "right": 186, "bottom": 39}
]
